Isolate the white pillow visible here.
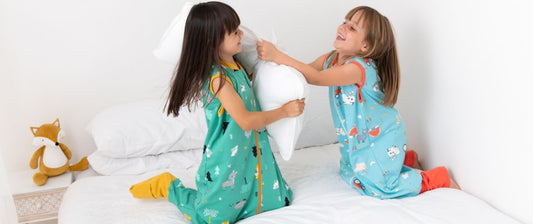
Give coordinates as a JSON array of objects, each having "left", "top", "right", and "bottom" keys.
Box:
[
  {"left": 152, "top": 1, "right": 197, "bottom": 63},
  {"left": 254, "top": 62, "right": 308, "bottom": 161},
  {"left": 236, "top": 27, "right": 308, "bottom": 161},
  {"left": 87, "top": 149, "right": 203, "bottom": 175},
  {"left": 235, "top": 25, "right": 260, "bottom": 73},
  {"left": 87, "top": 100, "right": 207, "bottom": 158}
]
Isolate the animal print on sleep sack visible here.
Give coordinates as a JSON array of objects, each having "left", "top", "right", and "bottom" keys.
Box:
[
  {"left": 167, "top": 62, "right": 292, "bottom": 224},
  {"left": 326, "top": 56, "right": 422, "bottom": 199}
]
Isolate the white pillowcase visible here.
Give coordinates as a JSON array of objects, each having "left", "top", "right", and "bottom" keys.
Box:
[
  {"left": 87, "top": 100, "right": 207, "bottom": 158},
  {"left": 254, "top": 62, "right": 308, "bottom": 161},
  {"left": 87, "top": 149, "right": 203, "bottom": 176},
  {"left": 235, "top": 25, "right": 260, "bottom": 74},
  {"left": 152, "top": 1, "right": 197, "bottom": 63},
  {"left": 236, "top": 27, "right": 308, "bottom": 161}
]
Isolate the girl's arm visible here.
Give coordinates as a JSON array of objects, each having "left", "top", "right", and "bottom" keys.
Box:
[
  {"left": 257, "top": 40, "right": 363, "bottom": 87},
  {"left": 211, "top": 77, "right": 305, "bottom": 131},
  {"left": 308, "top": 53, "right": 329, "bottom": 70}
]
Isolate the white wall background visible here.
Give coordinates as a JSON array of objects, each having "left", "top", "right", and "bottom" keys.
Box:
[{"left": 1, "top": 0, "right": 531, "bottom": 223}]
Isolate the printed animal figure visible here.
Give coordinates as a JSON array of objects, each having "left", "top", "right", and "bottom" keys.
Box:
[
  {"left": 387, "top": 146, "right": 400, "bottom": 160},
  {"left": 356, "top": 128, "right": 368, "bottom": 143},
  {"left": 336, "top": 128, "right": 346, "bottom": 136},
  {"left": 342, "top": 94, "right": 355, "bottom": 105},
  {"left": 29, "top": 118, "right": 88, "bottom": 186},
  {"left": 222, "top": 170, "right": 237, "bottom": 190}
]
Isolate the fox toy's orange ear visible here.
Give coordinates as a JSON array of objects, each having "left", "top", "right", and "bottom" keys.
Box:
[
  {"left": 52, "top": 118, "right": 60, "bottom": 128},
  {"left": 30, "top": 127, "right": 39, "bottom": 136}
]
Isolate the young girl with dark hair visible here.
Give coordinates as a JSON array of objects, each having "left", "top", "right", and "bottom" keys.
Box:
[{"left": 130, "top": 2, "right": 304, "bottom": 223}]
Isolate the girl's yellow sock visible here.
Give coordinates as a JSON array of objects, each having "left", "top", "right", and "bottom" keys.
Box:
[{"left": 129, "top": 172, "right": 177, "bottom": 199}]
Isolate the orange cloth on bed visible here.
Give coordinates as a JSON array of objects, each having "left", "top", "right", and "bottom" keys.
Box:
[
  {"left": 403, "top": 150, "right": 417, "bottom": 168},
  {"left": 419, "top": 166, "right": 450, "bottom": 193}
]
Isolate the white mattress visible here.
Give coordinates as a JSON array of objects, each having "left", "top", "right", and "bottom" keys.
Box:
[{"left": 59, "top": 144, "right": 519, "bottom": 224}]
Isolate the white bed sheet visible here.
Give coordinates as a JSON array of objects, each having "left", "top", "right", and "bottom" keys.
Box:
[{"left": 59, "top": 144, "right": 519, "bottom": 224}]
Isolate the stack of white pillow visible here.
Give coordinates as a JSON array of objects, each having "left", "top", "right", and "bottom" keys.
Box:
[{"left": 87, "top": 100, "right": 206, "bottom": 175}]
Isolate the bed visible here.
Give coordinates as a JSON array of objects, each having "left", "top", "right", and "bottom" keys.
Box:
[
  {"left": 58, "top": 143, "right": 518, "bottom": 224},
  {"left": 57, "top": 99, "right": 519, "bottom": 224}
]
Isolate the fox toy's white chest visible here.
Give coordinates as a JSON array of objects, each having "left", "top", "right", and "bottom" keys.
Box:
[{"left": 42, "top": 145, "right": 68, "bottom": 168}]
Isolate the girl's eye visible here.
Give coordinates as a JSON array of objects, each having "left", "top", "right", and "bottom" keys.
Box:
[{"left": 350, "top": 26, "right": 356, "bottom": 31}]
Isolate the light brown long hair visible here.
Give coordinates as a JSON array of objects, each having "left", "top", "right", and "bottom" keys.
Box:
[
  {"left": 166, "top": 1, "right": 240, "bottom": 116},
  {"left": 327, "top": 6, "right": 400, "bottom": 106}
]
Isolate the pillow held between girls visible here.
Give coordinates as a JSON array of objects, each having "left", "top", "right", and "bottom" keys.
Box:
[{"left": 237, "top": 27, "right": 308, "bottom": 161}]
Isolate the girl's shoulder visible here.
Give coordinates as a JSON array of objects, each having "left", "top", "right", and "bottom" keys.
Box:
[
  {"left": 323, "top": 52, "right": 375, "bottom": 70},
  {"left": 208, "top": 65, "right": 231, "bottom": 82},
  {"left": 208, "top": 66, "right": 234, "bottom": 84},
  {"left": 345, "top": 57, "right": 377, "bottom": 73},
  {"left": 346, "top": 57, "right": 373, "bottom": 66},
  {"left": 205, "top": 65, "right": 236, "bottom": 94}
]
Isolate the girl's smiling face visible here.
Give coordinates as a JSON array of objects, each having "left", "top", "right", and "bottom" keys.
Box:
[{"left": 334, "top": 11, "right": 369, "bottom": 57}]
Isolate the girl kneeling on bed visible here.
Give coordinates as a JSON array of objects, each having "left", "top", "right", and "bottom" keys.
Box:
[
  {"left": 129, "top": 2, "right": 304, "bottom": 223},
  {"left": 257, "top": 6, "right": 460, "bottom": 199}
]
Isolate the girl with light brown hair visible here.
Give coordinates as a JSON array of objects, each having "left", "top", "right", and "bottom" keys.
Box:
[{"left": 257, "top": 6, "right": 459, "bottom": 199}]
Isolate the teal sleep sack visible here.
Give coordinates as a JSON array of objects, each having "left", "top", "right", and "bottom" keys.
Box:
[
  {"left": 325, "top": 55, "right": 422, "bottom": 199},
  {"left": 167, "top": 61, "right": 292, "bottom": 224}
]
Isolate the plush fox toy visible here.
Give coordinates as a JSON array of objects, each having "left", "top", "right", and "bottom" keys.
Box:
[{"left": 29, "top": 118, "right": 89, "bottom": 186}]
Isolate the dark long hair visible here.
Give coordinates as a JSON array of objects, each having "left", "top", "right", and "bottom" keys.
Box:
[
  {"left": 166, "top": 1, "right": 240, "bottom": 116},
  {"left": 326, "top": 6, "right": 400, "bottom": 106}
]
